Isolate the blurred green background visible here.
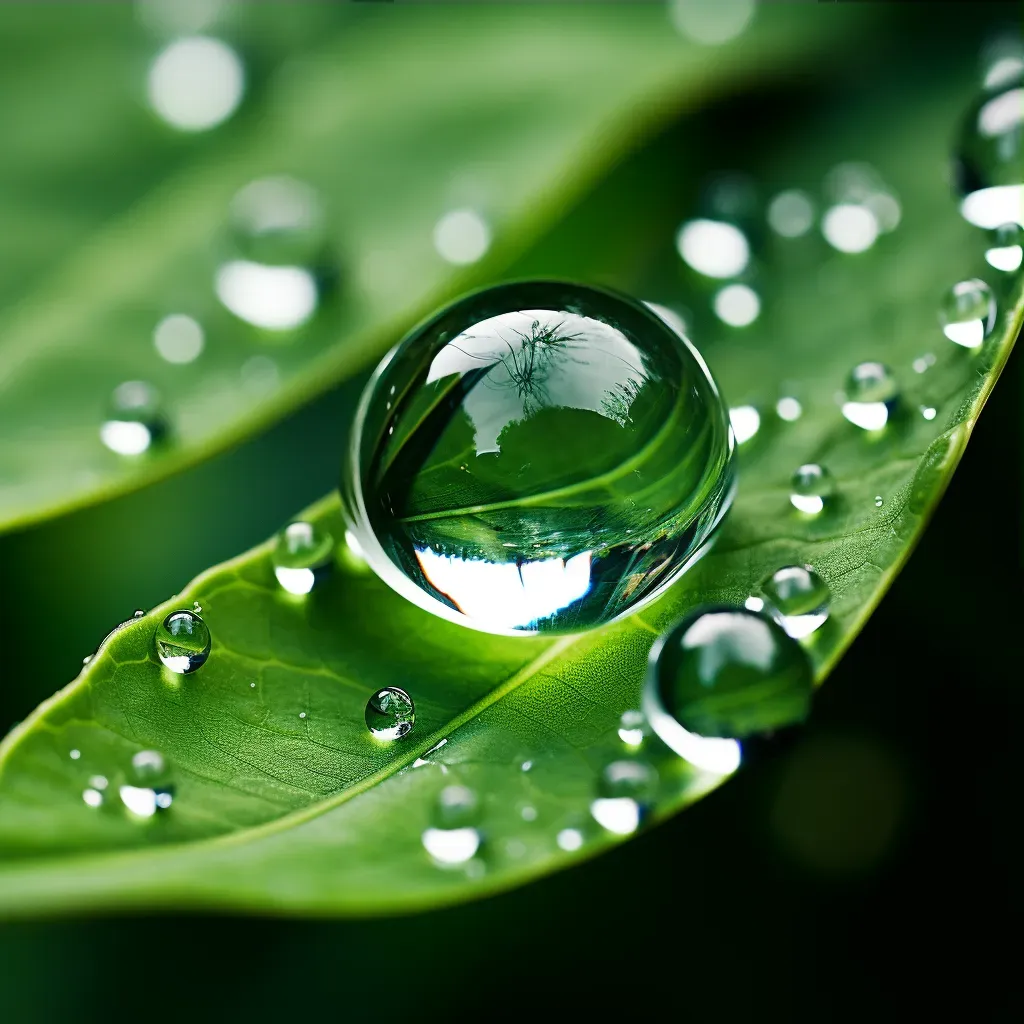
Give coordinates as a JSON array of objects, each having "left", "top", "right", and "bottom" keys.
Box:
[{"left": 0, "top": 2, "right": 1019, "bottom": 1018}]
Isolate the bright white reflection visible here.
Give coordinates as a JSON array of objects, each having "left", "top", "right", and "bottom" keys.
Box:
[
  {"left": 421, "top": 826, "right": 480, "bottom": 865},
  {"left": 841, "top": 401, "right": 889, "bottom": 431},
  {"left": 644, "top": 301, "right": 687, "bottom": 338},
  {"left": 822, "top": 204, "right": 879, "bottom": 253},
  {"left": 767, "top": 189, "right": 814, "bottom": 237},
  {"left": 978, "top": 87, "right": 1023, "bottom": 138},
  {"left": 676, "top": 219, "right": 750, "bottom": 278},
  {"left": 556, "top": 828, "right": 584, "bottom": 852},
  {"left": 414, "top": 548, "right": 591, "bottom": 632},
  {"left": 147, "top": 36, "right": 243, "bottom": 132},
  {"left": 920, "top": 406, "right": 937, "bottom": 421},
  {"left": 713, "top": 283, "right": 760, "bottom": 327},
  {"left": 153, "top": 313, "right": 204, "bottom": 364},
  {"left": 618, "top": 726, "right": 644, "bottom": 747},
  {"left": 960, "top": 185, "right": 1024, "bottom": 228},
  {"left": 433, "top": 209, "right": 491, "bottom": 265},
  {"left": 669, "top": 0, "right": 756, "bottom": 46},
  {"left": 119, "top": 785, "right": 158, "bottom": 818},
  {"left": 100, "top": 420, "right": 152, "bottom": 456},
  {"left": 744, "top": 596, "right": 765, "bottom": 612},
  {"left": 985, "top": 240, "right": 1023, "bottom": 272},
  {"left": 82, "top": 788, "right": 103, "bottom": 808},
  {"left": 344, "top": 529, "right": 367, "bottom": 564},
  {"left": 216, "top": 260, "right": 317, "bottom": 330},
  {"left": 777, "top": 612, "right": 828, "bottom": 640},
  {"left": 790, "top": 493, "right": 824, "bottom": 516},
  {"left": 985, "top": 55, "right": 1024, "bottom": 89},
  {"left": 943, "top": 319, "right": 985, "bottom": 349},
  {"left": 274, "top": 566, "right": 315, "bottom": 596},
  {"left": 589, "top": 797, "right": 640, "bottom": 836},
  {"left": 776, "top": 396, "right": 802, "bottom": 422},
  {"left": 729, "top": 405, "right": 760, "bottom": 445}
]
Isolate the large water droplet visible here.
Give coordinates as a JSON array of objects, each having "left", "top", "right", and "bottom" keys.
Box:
[
  {"left": 761, "top": 565, "right": 831, "bottom": 639},
  {"left": 343, "top": 282, "right": 735, "bottom": 634},
  {"left": 147, "top": 36, "right": 244, "bottom": 132},
  {"left": 422, "top": 785, "right": 481, "bottom": 864},
  {"left": 589, "top": 759, "right": 658, "bottom": 835},
  {"left": 984, "top": 222, "right": 1024, "bottom": 272},
  {"left": 100, "top": 381, "right": 167, "bottom": 456},
  {"left": 273, "top": 521, "right": 334, "bottom": 595},
  {"left": 939, "top": 279, "right": 996, "bottom": 349},
  {"left": 642, "top": 607, "right": 814, "bottom": 774},
  {"left": 955, "top": 70, "right": 1024, "bottom": 228},
  {"left": 364, "top": 686, "right": 415, "bottom": 740},
  {"left": 841, "top": 362, "right": 899, "bottom": 431},
  {"left": 155, "top": 610, "right": 211, "bottom": 674}
]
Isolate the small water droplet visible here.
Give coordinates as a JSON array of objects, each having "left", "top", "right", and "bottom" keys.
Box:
[
  {"left": 744, "top": 595, "right": 765, "bottom": 612},
  {"left": 761, "top": 565, "right": 831, "bottom": 639},
  {"left": 422, "top": 785, "right": 482, "bottom": 865},
  {"left": 912, "top": 353, "right": 936, "bottom": 374},
  {"left": 940, "top": 279, "right": 997, "bottom": 349},
  {"left": 590, "top": 760, "right": 658, "bottom": 835},
  {"left": 249, "top": 682, "right": 256, "bottom": 688},
  {"left": 822, "top": 203, "right": 879, "bottom": 253},
  {"left": 767, "top": 189, "right": 814, "bottom": 238},
  {"left": 155, "top": 609, "right": 211, "bottom": 674},
  {"left": 920, "top": 405, "right": 937, "bottom": 421},
  {"left": 133, "top": 609, "right": 146, "bottom": 619},
  {"left": 147, "top": 35, "right": 244, "bottom": 132},
  {"left": 713, "top": 283, "right": 760, "bottom": 327},
  {"left": 775, "top": 396, "right": 802, "bottom": 422},
  {"left": 273, "top": 520, "right": 334, "bottom": 595},
  {"left": 874, "top": 495, "right": 884, "bottom": 507},
  {"left": 121, "top": 749, "right": 175, "bottom": 818},
  {"left": 364, "top": 686, "right": 415, "bottom": 741},
  {"left": 984, "top": 222, "right": 1024, "bottom": 273},
  {"left": 100, "top": 381, "right": 167, "bottom": 456},
  {"left": 193, "top": 601, "right": 202, "bottom": 614},
  {"left": 556, "top": 827, "right": 584, "bottom": 852},
  {"left": 730, "top": 405, "right": 760, "bottom": 445},
  {"left": 69, "top": 749, "right": 81, "bottom": 760},
  {"left": 790, "top": 463, "right": 835, "bottom": 515},
  {"left": 82, "top": 788, "right": 104, "bottom": 809},
  {"left": 433, "top": 208, "right": 491, "bottom": 265},
  {"left": 520, "top": 805, "right": 538, "bottom": 822},
  {"left": 841, "top": 362, "right": 899, "bottom": 430},
  {"left": 89, "top": 775, "right": 109, "bottom": 791},
  {"left": 643, "top": 607, "right": 813, "bottom": 774},
  {"left": 617, "top": 709, "right": 646, "bottom": 748},
  {"left": 153, "top": 313, "right": 204, "bottom": 364},
  {"left": 82, "top": 655, "right": 93, "bottom": 666},
  {"left": 298, "top": 712, "right": 307, "bottom": 720},
  {"left": 521, "top": 760, "right": 533, "bottom": 772},
  {"left": 676, "top": 218, "right": 750, "bottom": 278}
]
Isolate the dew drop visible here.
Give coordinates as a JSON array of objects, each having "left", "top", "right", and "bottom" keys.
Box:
[
  {"left": 121, "top": 749, "right": 175, "bottom": 818},
  {"left": 422, "top": 785, "right": 481, "bottom": 865},
  {"left": 153, "top": 313, "right": 204, "bottom": 365},
  {"left": 147, "top": 36, "right": 244, "bottom": 132},
  {"left": 433, "top": 208, "right": 491, "bottom": 265},
  {"left": 767, "top": 189, "right": 815, "bottom": 238},
  {"left": 364, "top": 686, "right": 415, "bottom": 741},
  {"left": 775, "top": 396, "right": 802, "bottom": 422},
  {"left": 155, "top": 609, "right": 211, "bottom": 674},
  {"left": 761, "top": 565, "right": 831, "bottom": 639},
  {"left": 556, "top": 827, "right": 584, "bottom": 852},
  {"left": 939, "top": 279, "right": 997, "bottom": 349},
  {"left": 642, "top": 607, "right": 813, "bottom": 774},
  {"left": 841, "top": 361, "right": 899, "bottom": 430},
  {"left": 744, "top": 596, "right": 764, "bottom": 612},
  {"left": 521, "top": 760, "right": 533, "bottom": 772},
  {"left": 874, "top": 495, "right": 884, "bottom": 507},
  {"left": 82, "top": 788, "right": 104, "bottom": 809},
  {"left": 298, "top": 712, "right": 307, "bottom": 720},
  {"left": 920, "top": 405, "right": 937, "bottom": 421},
  {"left": 617, "top": 709, "right": 646, "bottom": 748},
  {"left": 676, "top": 218, "right": 750, "bottom": 278},
  {"left": 100, "top": 381, "right": 167, "bottom": 456},
  {"left": 589, "top": 759, "right": 658, "bottom": 836},
  {"left": 713, "top": 283, "right": 760, "bottom": 327},
  {"left": 520, "top": 805, "right": 538, "bottom": 822},
  {"left": 69, "top": 749, "right": 81, "bottom": 760},
  {"left": 343, "top": 282, "right": 735, "bottom": 634},
  {"left": 729, "top": 405, "right": 760, "bottom": 445},
  {"left": 273, "top": 520, "right": 334, "bottom": 595},
  {"left": 821, "top": 203, "right": 879, "bottom": 253},
  {"left": 984, "top": 222, "right": 1024, "bottom": 273}
]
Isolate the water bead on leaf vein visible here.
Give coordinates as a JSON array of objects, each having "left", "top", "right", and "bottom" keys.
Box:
[{"left": 343, "top": 281, "right": 735, "bottom": 634}]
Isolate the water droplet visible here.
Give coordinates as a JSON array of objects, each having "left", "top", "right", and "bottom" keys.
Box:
[
  {"left": 618, "top": 709, "right": 646, "bottom": 748},
  {"left": 155, "top": 610, "right": 211, "bottom": 674},
  {"left": 841, "top": 362, "right": 899, "bottom": 431},
  {"left": 912, "top": 353, "right": 936, "bottom": 374},
  {"left": 669, "top": 0, "right": 756, "bottom": 46},
  {"left": 273, "top": 520, "right": 334, "bottom": 595},
  {"left": 521, "top": 760, "right": 533, "bottom": 772},
  {"left": 433, "top": 208, "right": 491, "bottom": 265},
  {"left": 874, "top": 495, "right": 884, "bottom": 507},
  {"left": 100, "top": 381, "right": 167, "bottom": 456},
  {"left": 556, "top": 827, "right": 584, "bottom": 852},
  {"left": 939, "top": 279, "right": 996, "bottom": 349},
  {"left": 89, "top": 775, "right": 109, "bottom": 791},
  {"left": 955, "top": 69, "right": 1024, "bottom": 228},
  {"left": 121, "top": 749, "right": 175, "bottom": 817},
  {"left": 298, "top": 712, "right": 307, "bottom": 720},
  {"left": 216, "top": 261, "right": 318, "bottom": 332},
  {"left": 920, "top": 405, "right": 937, "bottom": 421},
  {"left": 676, "top": 219, "right": 750, "bottom": 278},
  {"left": 147, "top": 36, "right": 244, "bottom": 132},
  {"left": 82, "top": 655, "right": 93, "bottom": 666},
  {"left": 761, "top": 565, "right": 831, "bottom": 639},
  {"left": 744, "top": 595, "right": 764, "bottom": 612},
  {"left": 767, "top": 189, "right": 814, "bottom": 238},
  {"left": 69, "top": 749, "right": 81, "bottom": 760},
  {"left": 343, "top": 282, "right": 735, "bottom": 634},
  {"left": 133, "top": 609, "right": 146, "bottom": 619},
  {"left": 153, "top": 314, "right": 204, "bottom": 364},
  {"left": 821, "top": 203, "right": 879, "bottom": 253},
  {"left": 422, "top": 785, "right": 482, "bottom": 864},
  {"left": 192, "top": 601, "right": 202, "bottom": 614},
  {"left": 775, "top": 396, "right": 802, "bottom": 422},
  {"left": 520, "top": 805, "right": 538, "bottom": 822},
  {"left": 713, "top": 283, "right": 760, "bottom": 327},
  {"left": 589, "top": 759, "right": 658, "bottom": 835},
  {"left": 364, "top": 686, "right": 415, "bottom": 740},
  {"left": 729, "top": 405, "right": 760, "bottom": 445},
  {"left": 82, "top": 788, "right": 104, "bottom": 809},
  {"left": 984, "top": 222, "right": 1024, "bottom": 272},
  {"left": 642, "top": 607, "right": 813, "bottom": 774},
  {"left": 250, "top": 682, "right": 256, "bottom": 688}
]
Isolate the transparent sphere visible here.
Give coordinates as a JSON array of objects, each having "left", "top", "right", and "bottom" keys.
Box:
[
  {"left": 272, "top": 521, "right": 334, "bottom": 595},
  {"left": 155, "top": 610, "right": 210, "bottom": 674},
  {"left": 939, "top": 279, "right": 997, "bottom": 349},
  {"left": 790, "top": 463, "right": 835, "bottom": 515},
  {"left": 343, "top": 282, "right": 735, "bottom": 634},
  {"left": 364, "top": 686, "right": 415, "bottom": 741},
  {"left": 760, "top": 564, "right": 831, "bottom": 639}
]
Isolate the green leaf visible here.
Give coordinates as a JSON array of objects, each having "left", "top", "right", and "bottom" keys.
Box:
[
  {"left": 0, "top": 37, "right": 1018, "bottom": 916},
  {"left": 0, "top": 4, "right": 864, "bottom": 533}
]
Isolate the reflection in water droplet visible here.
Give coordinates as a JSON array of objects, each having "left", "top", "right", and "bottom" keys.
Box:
[
  {"left": 767, "top": 189, "right": 814, "bottom": 238},
  {"left": 89, "top": 775, "right": 109, "bottom": 791},
  {"left": 713, "top": 283, "right": 760, "bottom": 327},
  {"left": 83, "top": 788, "right": 104, "bottom": 808},
  {"left": 521, "top": 760, "right": 533, "bottom": 772},
  {"left": 669, "top": 0, "right": 756, "bottom": 46},
  {"left": 618, "top": 709, "right": 646, "bottom": 748},
  {"left": 590, "top": 760, "right": 657, "bottom": 835},
  {"left": 557, "top": 827, "right": 584, "bottom": 852},
  {"left": 364, "top": 686, "right": 415, "bottom": 740},
  {"left": 230, "top": 177, "right": 325, "bottom": 266},
  {"left": 920, "top": 405, "right": 937, "bottom": 421},
  {"left": 676, "top": 219, "right": 750, "bottom": 278},
  {"left": 70, "top": 749, "right": 81, "bottom": 760},
  {"left": 841, "top": 362, "right": 898, "bottom": 430},
  {"left": 775, "top": 397, "right": 802, "bottom": 422},
  {"left": 273, "top": 521, "right": 334, "bottom": 595},
  {"left": 644, "top": 302, "right": 688, "bottom": 338},
  {"left": 912, "top": 353, "right": 936, "bottom": 374},
  {"left": 762, "top": 565, "right": 831, "bottom": 639},
  {"left": 940, "top": 279, "right": 996, "bottom": 349},
  {"left": 155, "top": 609, "right": 211, "bottom": 674},
  {"left": 101, "top": 381, "right": 167, "bottom": 456},
  {"left": 984, "top": 222, "right": 1024, "bottom": 272},
  {"left": 822, "top": 203, "right": 879, "bottom": 253},
  {"left": 153, "top": 313, "right": 204, "bottom": 364},
  {"left": 643, "top": 607, "right": 813, "bottom": 774},
  {"left": 433, "top": 209, "right": 491, "bottom": 265},
  {"left": 147, "top": 36, "right": 244, "bottom": 132},
  {"left": 729, "top": 405, "right": 760, "bottom": 445},
  {"left": 874, "top": 495, "right": 884, "bottom": 507},
  {"left": 744, "top": 596, "right": 764, "bottom": 612},
  {"left": 422, "top": 784, "right": 482, "bottom": 865},
  {"left": 216, "top": 261, "right": 318, "bottom": 331}
]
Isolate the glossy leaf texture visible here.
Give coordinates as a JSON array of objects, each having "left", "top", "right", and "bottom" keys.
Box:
[
  {"left": 0, "top": 3, "right": 855, "bottom": 533},
  {"left": 0, "top": 29, "right": 1020, "bottom": 918}
]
